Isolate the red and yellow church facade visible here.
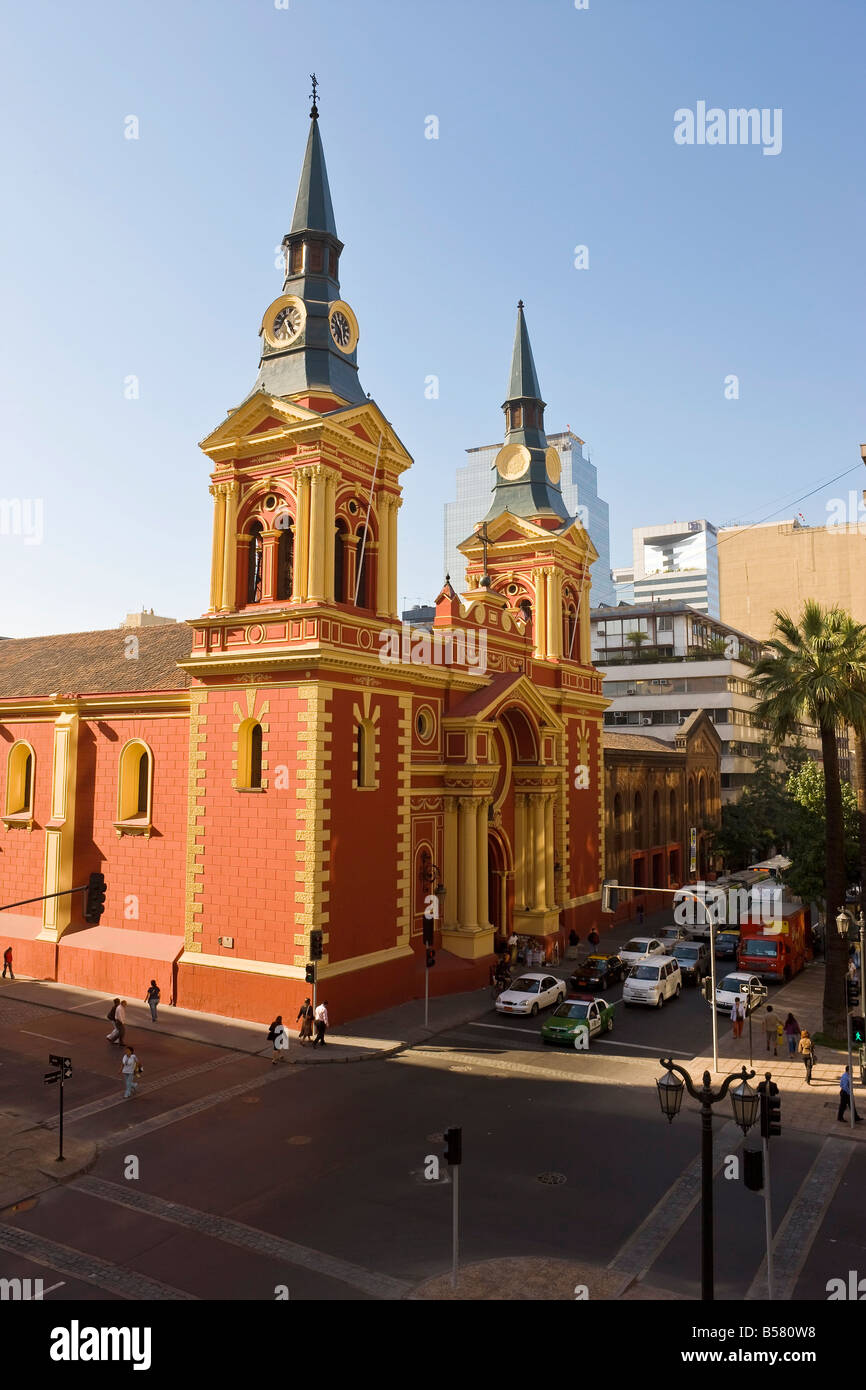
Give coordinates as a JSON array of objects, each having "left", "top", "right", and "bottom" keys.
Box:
[{"left": 0, "top": 103, "right": 609, "bottom": 1024}]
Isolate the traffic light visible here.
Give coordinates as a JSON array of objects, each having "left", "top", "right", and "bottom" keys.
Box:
[
  {"left": 422, "top": 918, "right": 434, "bottom": 948},
  {"left": 443, "top": 1126, "right": 462, "bottom": 1166},
  {"left": 851, "top": 1016, "right": 866, "bottom": 1047},
  {"left": 310, "top": 931, "right": 323, "bottom": 961},
  {"left": 759, "top": 1081, "right": 781, "bottom": 1139},
  {"left": 83, "top": 872, "right": 106, "bottom": 924},
  {"left": 601, "top": 879, "right": 618, "bottom": 914},
  {"left": 701, "top": 977, "right": 714, "bottom": 1004},
  {"left": 847, "top": 978, "right": 860, "bottom": 1008},
  {"left": 426, "top": 949, "right": 436, "bottom": 969},
  {"left": 304, "top": 962, "right": 316, "bottom": 985},
  {"left": 743, "top": 1148, "right": 764, "bottom": 1191}
]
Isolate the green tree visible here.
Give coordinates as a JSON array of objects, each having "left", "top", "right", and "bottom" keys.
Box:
[
  {"left": 750, "top": 602, "right": 866, "bottom": 1036},
  {"left": 783, "top": 760, "right": 859, "bottom": 909}
]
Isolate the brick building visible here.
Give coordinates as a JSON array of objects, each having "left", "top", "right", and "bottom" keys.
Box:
[{"left": 0, "top": 102, "right": 608, "bottom": 1024}]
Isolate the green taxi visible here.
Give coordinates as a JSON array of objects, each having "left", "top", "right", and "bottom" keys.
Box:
[{"left": 541, "top": 995, "right": 615, "bottom": 1048}]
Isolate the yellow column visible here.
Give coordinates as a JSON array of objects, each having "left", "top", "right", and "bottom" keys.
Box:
[
  {"left": 40, "top": 711, "right": 79, "bottom": 941},
  {"left": 458, "top": 797, "right": 478, "bottom": 929},
  {"left": 307, "top": 468, "right": 326, "bottom": 601},
  {"left": 546, "top": 570, "right": 562, "bottom": 658},
  {"left": 220, "top": 481, "right": 239, "bottom": 612},
  {"left": 376, "top": 496, "right": 391, "bottom": 618},
  {"left": 389, "top": 497, "right": 400, "bottom": 618},
  {"left": 324, "top": 473, "right": 336, "bottom": 601},
  {"left": 515, "top": 793, "right": 527, "bottom": 908},
  {"left": 209, "top": 484, "right": 226, "bottom": 612},
  {"left": 533, "top": 568, "right": 548, "bottom": 660},
  {"left": 579, "top": 584, "right": 591, "bottom": 663},
  {"left": 544, "top": 793, "right": 556, "bottom": 910},
  {"left": 533, "top": 795, "right": 547, "bottom": 911},
  {"left": 443, "top": 796, "right": 458, "bottom": 930},
  {"left": 293, "top": 468, "right": 311, "bottom": 601},
  {"left": 476, "top": 797, "right": 490, "bottom": 930}
]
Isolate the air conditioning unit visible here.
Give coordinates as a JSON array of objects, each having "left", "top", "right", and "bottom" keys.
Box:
[{"left": 640, "top": 716, "right": 652, "bottom": 726}]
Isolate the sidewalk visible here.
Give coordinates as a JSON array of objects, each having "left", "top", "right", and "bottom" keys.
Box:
[{"left": 688, "top": 960, "right": 866, "bottom": 1143}]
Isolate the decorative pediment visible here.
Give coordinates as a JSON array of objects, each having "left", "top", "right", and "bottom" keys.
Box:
[{"left": 199, "top": 393, "right": 321, "bottom": 457}]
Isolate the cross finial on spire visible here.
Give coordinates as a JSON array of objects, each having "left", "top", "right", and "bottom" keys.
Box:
[
  {"left": 309, "top": 73, "right": 319, "bottom": 119},
  {"left": 517, "top": 299, "right": 524, "bottom": 310}
]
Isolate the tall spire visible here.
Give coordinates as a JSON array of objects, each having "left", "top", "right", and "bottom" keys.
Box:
[
  {"left": 290, "top": 75, "right": 337, "bottom": 237},
  {"left": 483, "top": 301, "right": 571, "bottom": 526}
]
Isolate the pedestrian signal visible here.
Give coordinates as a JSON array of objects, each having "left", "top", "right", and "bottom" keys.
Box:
[
  {"left": 304, "top": 962, "right": 316, "bottom": 985},
  {"left": 743, "top": 1148, "right": 764, "bottom": 1191},
  {"left": 852, "top": 1016, "right": 866, "bottom": 1047},
  {"left": 443, "top": 1126, "right": 462, "bottom": 1166},
  {"left": 426, "top": 949, "right": 436, "bottom": 969},
  {"left": 758, "top": 1080, "right": 781, "bottom": 1139}
]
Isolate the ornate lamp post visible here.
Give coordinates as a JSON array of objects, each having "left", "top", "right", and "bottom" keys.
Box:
[{"left": 656, "top": 1058, "right": 759, "bottom": 1300}]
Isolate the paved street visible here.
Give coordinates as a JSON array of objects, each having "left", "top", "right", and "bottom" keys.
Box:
[{"left": 1, "top": 927, "right": 864, "bottom": 1304}]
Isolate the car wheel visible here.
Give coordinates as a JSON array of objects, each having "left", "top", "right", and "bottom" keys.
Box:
[
  {"left": 605, "top": 1015, "right": 613, "bottom": 1032},
  {"left": 675, "top": 984, "right": 681, "bottom": 998},
  {"left": 656, "top": 993, "right": 665, "bottom": 1009},
  {"left": 557, "top": 991, "right": 565, "bottom": 1004},
  {"left": 530, "top": 1003, "right": 539, "bottom": 1016}
]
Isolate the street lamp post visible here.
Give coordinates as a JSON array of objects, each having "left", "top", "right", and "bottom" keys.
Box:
[
  {"left": 836, "top": 907, "right": 863, "bottom": 1123},
  {"left": 657, "top": 1058, "right": 759, "bottom": 1300}
]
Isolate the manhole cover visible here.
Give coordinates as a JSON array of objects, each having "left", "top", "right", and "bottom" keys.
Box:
[
  {"left": 427, "top": 1132, "right": 445, "bottom": 1144},
  {"left": 537, "top": 1172, "right": 567, "bottom": 1186},
  {"left": 241, "top": 1096, "right": 261, "bottom": 1105},
  {"left": 286, "top": 1135, "right": 312, "bottom": 1145}
]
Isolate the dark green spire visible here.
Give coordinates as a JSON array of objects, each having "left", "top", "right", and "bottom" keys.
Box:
[
  {"left": 290, "top": 99, "right": 337, "bottom": 237},
  {"left": 483, "top": 301, "right": 571, "bottom": 526}
]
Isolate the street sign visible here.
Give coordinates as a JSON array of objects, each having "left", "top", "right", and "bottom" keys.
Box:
[
  {"left": 44, "top": 1071, "right": 61, "bottom": 1085},
  {"left": 48, "top": 1054, "right": 71, "bottom": 1068}
]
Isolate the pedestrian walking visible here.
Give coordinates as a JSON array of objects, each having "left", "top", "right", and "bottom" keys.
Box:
[
  {"left": 144, "top": 980, "right": 160, "bottom": 1022},
  {"left": 113, "top": 1000, "right": 128, "bottom": 1046},
  {"left": 312, "top": 999, "right": 329, "bottom": 1047},
  {"left": 730, "top": 997, "right": 745, "bottom": 1039},
  {"left": 783, "top": 1013, "right": 801, "bottom": 1058},
  {"left": 121, "top": 1046, "right": 140, "bottom": 1099},
  {"left": 267, "top": 1015, "right": 288, "bottom": 1063},
  {"left": 105, "top": 998, "right": 121, "bottom": 1042},
  {"left": 837, "top": 1066, "right": 862, "bottom": 1123},
  {"left": 763, "top": 1005, "right": 777, "bottom": 1054},
  {"left": 636, "top": 904, "right": 645, "bottom": 926},
  {"left": 587, "top": 928, "right": 600, "bottom": 950},
  {"left": 2, "top": 946, "right": 14, "bottom": 979},
  {"left": 297, "top": 997, "right": 314, "bottom": 1043},
  {"left": 798, "top": 1030, "right": 815, "bottom": 1084}
]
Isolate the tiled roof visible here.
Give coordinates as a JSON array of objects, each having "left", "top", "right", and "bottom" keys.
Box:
[
  {"left": 603, "top": 731, "right": 681, "bottom": 754},
  {"left": 0, "top": 624, "right": 193, "bottom": 699}
]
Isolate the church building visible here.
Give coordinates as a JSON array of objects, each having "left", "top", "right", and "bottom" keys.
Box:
[{"left": 0, "top": 99, "right": 608, "bottom": 1024}]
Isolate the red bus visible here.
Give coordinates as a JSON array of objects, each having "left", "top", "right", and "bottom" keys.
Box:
[{"left": 737, "top": 903, "right": 812, "bottom": 983}]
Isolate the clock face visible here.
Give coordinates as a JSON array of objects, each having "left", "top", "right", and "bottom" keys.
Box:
[
  {"left": 330, "top": 311, "right": 351, "bottom": 348},
  {"left": 545, "top": 447, "right": 562, "bottom": 485},
  {"left": 495, "top": 443, "right": 531, "bottom": 482},
  {"left": 272, "top": 304, "right": 302, "bottom": 342}
]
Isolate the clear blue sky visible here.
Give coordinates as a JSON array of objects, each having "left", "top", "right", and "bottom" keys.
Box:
[{"left": 1, "top": 0, "right": 864, "bottom": 636}]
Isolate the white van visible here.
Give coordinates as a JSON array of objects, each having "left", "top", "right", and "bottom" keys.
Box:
[{"left": 622, "top": 955, "right": 682, "bottom": 1008}]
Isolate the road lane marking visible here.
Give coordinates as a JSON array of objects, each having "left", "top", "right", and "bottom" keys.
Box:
[
  {"left": 72, "top": 1176, "right": 411, "bottom": 1301},
  {"left": 0, "top": 1225, "right": 196, "bottom": 1300},
  {"left": 745, "top": 1136, "right": 854, "bottom": 1301},
  {"left": 607, "top": 1119, "right": 744, "bottom": 1282},
  {"left": 594, "top": 1040, "right": 693, "bottom": 1056},
  {"left": 468, "top": 1022, "right": 538, "bottom": 1035}
]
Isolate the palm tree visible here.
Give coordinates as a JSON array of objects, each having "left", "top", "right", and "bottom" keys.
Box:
[
  {"left": 625, "top": 630, "right": 650, "bottom": 655},
  {"left": 750, "top": 602, "right": 866, "bottom": 1037}
]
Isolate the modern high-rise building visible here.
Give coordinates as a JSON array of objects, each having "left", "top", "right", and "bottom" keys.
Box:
[
  {"left": 445, "top": 429, "right": 614, "bottom": 604},
  {"left": 630, "top": 520, "right": 719, "bottom": 616}
]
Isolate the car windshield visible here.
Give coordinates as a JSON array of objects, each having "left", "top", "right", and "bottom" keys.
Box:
[
  {"left": 632, "top": 964, "right": 661, "bottom": 981},
  {"left": 553, "top": 1002, "right": 589, "bottom": 1019},
  {"left": 585, "top": 957, "right": 606, "bottom": 966},
  {"left": 624, "top": 941, "right": 646, "bottom": 953},
  {"left": 674, "top": 946, "right": 700, "bottom": 960},
  {"left": 660, "top": 929, "right": 680, "bottom": 939},
  {"left": 512, "top": 978, "right": 540, "bottom": 993},
  {"left": 721, "top": 976, "right": 747, "bottom": 993},
  {"left": 741, "top": 939, "right": 778, "bottom": 957}
]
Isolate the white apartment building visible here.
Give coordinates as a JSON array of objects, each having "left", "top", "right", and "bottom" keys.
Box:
[
  {"left": 591, "top": 602, "right": 844, "bottom": 801},
  {"left": 630, "top": 519, "right": 720, "bottom": 617}
]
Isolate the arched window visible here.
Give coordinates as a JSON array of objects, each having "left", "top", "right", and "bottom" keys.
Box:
[
  {"left": 669, "top": 789, "right": 678, "bottom": 836},
  {"left": 4, "top": 741, "right": 34, "bottom": 820},
  {"left": 276, "top": 524, "right": 293, "bottom": 601},
  {"left": 247, "top": 522, "right": 264, "bottom": 604},
  {"left": 238, "top": 720, "right": 264, "bottom": 790},
  {"left": 687, "top": 777, "right": 695, "bottom": 825},
  {"left": 518, "top": 599, "right": 532, "bottom": 627},
  {"left": 652, "top": 790, "right": 661, "bottom": 844},
  {"left": 355, "top": 535, "right": 368, "bottom": 608},
  {"left": 117, "top": 741, "right": 153, "bottom": 828},
  {"left": 613, "top": 792, "right": 623, "bottom": 852},
  {"left": 633, "top": 792, "right": 643, "bottom": 846},
  {"left": 564, "top": 604, "right": 578, "bottom": 659},
  {"left": 334, "top": 520, "right": 348, "bottom": 602}
]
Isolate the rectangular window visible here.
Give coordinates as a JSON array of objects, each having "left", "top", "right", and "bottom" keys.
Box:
[
  {"left": 290, "top": 244, "right": 302, "bottom": 273},
  {"left": 309, "top": 242, "right": 324, "bottom": 273}
]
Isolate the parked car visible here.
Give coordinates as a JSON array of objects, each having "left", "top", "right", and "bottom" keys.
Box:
[
  {"left": 495, "top": 973, "right": 565, "bottom": 1017},
  {"left": 568, "top": 954, "right": 624, "bottom": 992},
  {"left": 714, "top": 930, "right": 740, "bottom": 960},
  {"left": 541, "top": 995, "right": 615, "bottom": 1046},
  {"left": 672, "top": 940, "right": 710, "bottom": 984},
  {"left": 658, "top": 926, "right": 690, "bottom": 952},
  {"left": 715, "top": 971, "right": 768, "bottom": 1013},
  {"left": 623, "top": 956, "right": 682, "bottom": 1008},
  {"left": 619, "top": 937, "right": 667, "bottom": 973}
]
